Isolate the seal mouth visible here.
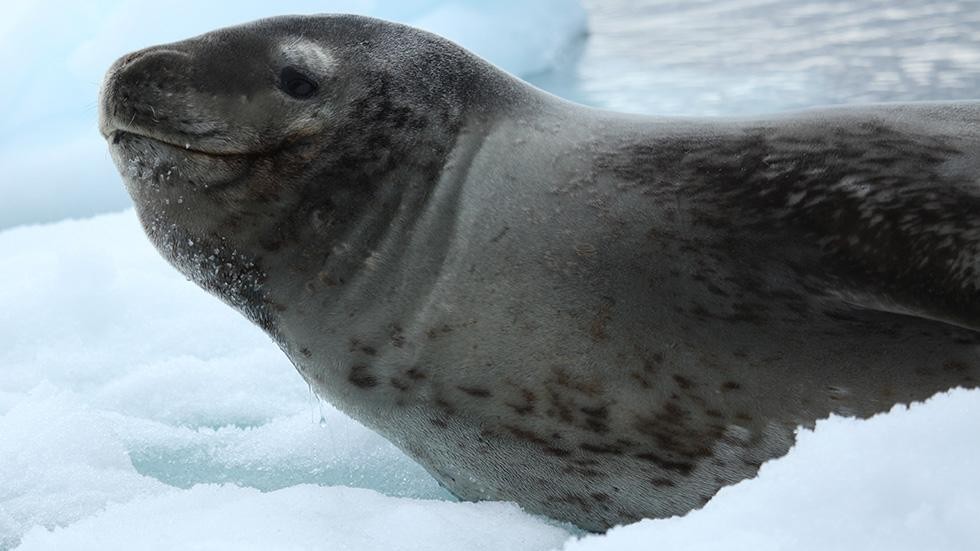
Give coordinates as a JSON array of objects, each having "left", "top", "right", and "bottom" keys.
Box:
[{"left": 106, "top": 129, "right": 259, "bottom": 158}]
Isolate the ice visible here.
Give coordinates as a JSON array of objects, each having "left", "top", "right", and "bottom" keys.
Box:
[
  {"left": 2, "top": 210, "right": 979, "bottom": 550},
  {"left": 0, "top": 0, "right": 587, "bottom": 230},
  {"left": 412, "top": 0, "right": 587, "bottom": 78},
  {"left": 0, "top": 212, "right": 457, "bottom": 549},
  {"left": 16, "top": 485, "right": 569, "bottom": 551}
]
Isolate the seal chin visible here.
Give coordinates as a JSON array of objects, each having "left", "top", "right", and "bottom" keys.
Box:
[{"left": 108, "top": 129, "right": 260, "bottom": 198}]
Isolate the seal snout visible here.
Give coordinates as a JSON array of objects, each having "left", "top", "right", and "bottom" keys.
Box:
[{"left": 98, "top": 47, "right": 197, "bottom": 142}]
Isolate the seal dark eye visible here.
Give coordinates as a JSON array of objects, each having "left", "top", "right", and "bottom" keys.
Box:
[{"left": 280, "top": 66, "right": 317, "bottom": 99}]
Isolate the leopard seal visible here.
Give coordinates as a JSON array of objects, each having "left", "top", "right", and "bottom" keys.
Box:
[{"left": 98, "top": 14, "right": 980, "bottom": 531}]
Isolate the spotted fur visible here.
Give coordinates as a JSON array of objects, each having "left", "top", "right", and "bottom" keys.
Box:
[{"left": 101, "top": 15, "right": 980, "bottom": 532}]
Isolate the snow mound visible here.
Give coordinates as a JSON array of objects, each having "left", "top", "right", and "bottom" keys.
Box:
[
  {"left": 0, "top": 212, "right": 458, "bottom": 549},
  {"left": 17, "top": 485, "right": 568, "bottom": 551}
]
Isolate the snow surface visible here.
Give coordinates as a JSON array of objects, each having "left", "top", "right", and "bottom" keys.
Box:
[
  {"left": 2, "top": 212, "right": 979, "bottom": 550},
  {"left": 0, "top": 0, "right": 586, "bottom": 230}
]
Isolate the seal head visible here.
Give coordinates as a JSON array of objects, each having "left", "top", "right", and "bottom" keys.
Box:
[{"left": 99, "top": 15, "right": 503, "bottom": 335}]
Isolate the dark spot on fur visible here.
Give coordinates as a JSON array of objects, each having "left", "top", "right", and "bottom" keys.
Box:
[
  {"left": 545, "top": 388, "right": 575, "bottom": 423},
  {"left": 505, "top": 424, "right": 549, "bottom": 446},
  {"left": 581, "top": 405, "right": 609, "bottom": 418},
  {"left": 349, "top": 339, "right": 378, "bottom": 356},
  {"left": 390, "top": 377, "right": 409, "bottom": 391},
  {"left": 348, "top": 364, "right": 378, "bottom": 389},
  {"left": 434, "top": 398, "right": 456, "bottom": 414},
  {"left": 458, "top": 386, "right": 491, "bottom": 398},
  {"left": 580, "top": 442, "right": 624, "bottom": 455},
  {"left": 589, "top": 301, "right": 613, "bottom": 342},
  {"left": 635, "top": 453, "right": 695, "bottom": 475},
  {"left": 300, "top": 347, "right": 312, "bottom": 358},
  {"left": 544, "top": 446, "right": 572, "bottom": 457},
  {"left": 406, "top": 367, "right": 427, "bottom": 380},
  {"left": 721, "top": 381, "right": 742, "bottom": 391},
  {"left": 429, "top": 418, "right": 448, "bottom": 429},
  {"left": 651, "top": 477, "right": 675, "bottom": 488},
  {"left": 489, "top": 226, "right": 510, "bottom": 243},
  {"left": 578, "top": 405, "right": 611, "bottom": 433},
  {"left": 317, "top": 271, "right": 340, "bottom": 287},
  {"left": 706, "top": 283, "right": 730, "bottom": 297},
  {"left": 508, "top": 388, "right": 537, "bottom": 415},
  {"left": 630, "top": 372, "right": 652, "bottom": 388},
  {"left": 944, "top": 360, "right": 969, "bottom": 372},
  {"left": 584, "top": 418, "right": 610, "bottom": 434},
  {"left": 426, "top": 324, "right": 454, "bottom": 339},
  {"left": 660, "top": 401, "right": 690, "bottom": 423},
  {"left": 672, "top": 374, "right": 694, "bottom": 390},
  {"left": 551, "top": 366, "right": 604, "bottom": 396}
]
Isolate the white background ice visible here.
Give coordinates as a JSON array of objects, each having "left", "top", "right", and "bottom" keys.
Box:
[{"left": 2, "top": 1, "right": 980, "bottom": 549}]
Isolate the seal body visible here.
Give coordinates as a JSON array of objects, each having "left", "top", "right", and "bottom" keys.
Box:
[{"left": 99, "top": 15, "right": 980, "bottom": 531}]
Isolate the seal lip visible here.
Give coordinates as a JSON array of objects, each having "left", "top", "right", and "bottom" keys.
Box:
[{"left": 106, "top": 129, "right": 267, "bottom": 159}]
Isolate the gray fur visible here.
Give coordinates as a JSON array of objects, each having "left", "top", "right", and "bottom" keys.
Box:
[{"left": 99, "top": 15, "right": 980, "bottom": 531}]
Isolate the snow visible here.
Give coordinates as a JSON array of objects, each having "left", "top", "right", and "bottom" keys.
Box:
[
  {"left": 17, "top": 485, "right": 568, "bottom": 551},
  {"left": 0, "top": 0, "right": 587, "bottom": 230},
  {"left": 2, "top": 211, "right": 979, "bottom": 550}
]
